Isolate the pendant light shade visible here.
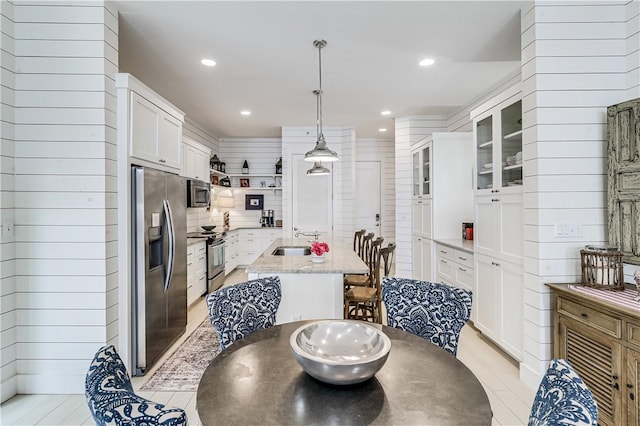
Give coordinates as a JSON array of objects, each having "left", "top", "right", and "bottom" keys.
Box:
[
  {"left": 306, "top": 161, "right": 330, "bottom": 176},
  {"left": 304, "top": 39, "right": 338, "bottom": 163}
]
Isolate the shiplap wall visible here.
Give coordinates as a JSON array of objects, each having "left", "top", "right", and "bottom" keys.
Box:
[
  {"left": 8, "top": 1, "right": 118, "bottom": 395},
  {"left": 1, "top": 0, "right": 17, "bottom": 404},
  {"left": 217, "top": 138, "right": 284, "bottom": 229},
  {"left": 519, "top": 0, "right": 631, "bottom": 389},
  {"left": 356, "top": 138, "right": 396, "bottom": 241},
  {"left": 627, "top": 0, "right": 640, "bottom": 98},
  {"left": 394, "top": 116, "right": 447, "bottom": 278}
]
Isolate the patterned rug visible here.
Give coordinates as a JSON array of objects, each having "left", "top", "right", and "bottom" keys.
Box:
[{"left": 141, "top": 319, "right": 221, "bottom": 392}]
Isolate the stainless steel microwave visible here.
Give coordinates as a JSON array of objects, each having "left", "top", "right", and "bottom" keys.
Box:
[{"left": 187, "top": 179, "right": 211, "bottom": 208}]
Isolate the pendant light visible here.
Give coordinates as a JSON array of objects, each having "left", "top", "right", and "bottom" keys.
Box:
[
  {"left": 307, "top": 89, "right": 330, "bottom": 176},
  {"left": 304, "top": 39, "right": 338, "bottom": 163}
]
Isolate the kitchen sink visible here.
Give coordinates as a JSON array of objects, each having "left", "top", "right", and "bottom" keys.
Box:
[{"left": 272, "top": 246, "right": 311, "bottom": 256}]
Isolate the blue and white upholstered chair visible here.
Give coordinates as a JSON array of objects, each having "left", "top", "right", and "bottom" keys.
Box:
[
  {"left": 381, "top": 277, "right": 472, "bottom": 356},
  {"left": 528, "top": 358, "right": 598, "bottom": 426},
  {"left": 206, "top": 276, "right": 282, "bottom": 350},
  {"left": 85, "top": 345, "right": 187, "bottom": 426}
]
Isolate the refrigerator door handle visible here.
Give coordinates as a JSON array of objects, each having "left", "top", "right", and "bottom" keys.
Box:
[{"left": 163, "top": 199, "right": 175, "bottom": 293}]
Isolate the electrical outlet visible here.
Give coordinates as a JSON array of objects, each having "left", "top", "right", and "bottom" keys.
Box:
[{"left": 554, "top": 222, "right": 582, "bottom": 238}]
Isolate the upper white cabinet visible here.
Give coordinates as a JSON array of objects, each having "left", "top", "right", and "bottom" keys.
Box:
[
  {"left": 411, "top": 133, "right": 474, "bottom": 240},
  {"left": 116, "top": 73, "right": 185, "bottom": 173},
  {"left": 411, "top": 133, "right": 473, "bottom": 282},
  {"left": 182, "top": 137, "right": 211, "bottom": 182},
  {"left": 412, "top": 144, "right": 431, "bottom": 198},
  {"left": 472, "top": 84, "right": 522, "bottom": 194}
]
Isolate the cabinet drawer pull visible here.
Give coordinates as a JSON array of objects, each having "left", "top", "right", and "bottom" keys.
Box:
[
  {"left": 581, "top": 313, "right": 588, "bottom": 318},
  {"left": 627, "top": 384, "right": 633, "bottom": 389},
  {"left": 440, "top": 250, "right": 447, "bottom": 254},
  {"left": 612, "top": 383, "right": 619, "bottom": 390},
  {"left": 631, "top": 393, "right": 635, "bottom": 401},
  {"left": 441, "top": 260, "right": 448, "bottom": 264},
  {"left": 458, "top": 267, "right": 467, "bottom": 272},
  {"left": 458, "top": 257, "right": 467, "bottom": 261},
  {"left": 187, "top": 262, "right": 193, "bottom": 266},
  {"left": 612, "top": 375, "right": 618, "bottom": 380},
  {"left": 199, "top": 256, "right": 205, "bottom": 261}
]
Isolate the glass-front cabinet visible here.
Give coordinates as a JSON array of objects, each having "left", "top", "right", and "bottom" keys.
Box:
[
  {"left": 473, "top": 92, "right": 522, "bottom": 193},
  {"left": 412, "top": 143, "right": 431, "bottom": 198}
]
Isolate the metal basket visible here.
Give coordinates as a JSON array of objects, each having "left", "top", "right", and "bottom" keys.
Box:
[{"left": 580, "top": 248, "right": 624, "bottom": 290}]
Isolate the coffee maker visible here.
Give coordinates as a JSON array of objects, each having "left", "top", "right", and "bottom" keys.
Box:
[{"left": 260, "top": 209, "right": 274, "bottom": 227}]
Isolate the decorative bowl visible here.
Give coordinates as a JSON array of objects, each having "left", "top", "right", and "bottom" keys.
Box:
[
  {"left": 290, "top": 320, "right": 391, "bottom": 385},
  {"left": 201, "top": 225, "right": 216, "bottom": 232}
]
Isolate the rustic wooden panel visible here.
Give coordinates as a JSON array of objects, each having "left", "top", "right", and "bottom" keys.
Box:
[{"left": 608, "top": 98, "right": 640, "bottom": 265}]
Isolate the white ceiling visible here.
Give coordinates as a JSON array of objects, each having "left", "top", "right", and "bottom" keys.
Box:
[{"left": 114, "top": 1, "right": 525, "bottom": 139}]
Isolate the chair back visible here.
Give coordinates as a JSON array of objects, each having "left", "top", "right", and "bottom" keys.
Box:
[
  {"left": 381, "top": 278, "right": 472, "bottom": 356},
  {"left": 367, "top": 237, "right": 384, "bottom": 268},
  {"left": 353, "top": 229, "right": 366, "bottom": 256},
  {"left": 528, "top": 358, "right": 598, "bottom": 426},
  {"left": 381, "top": 243, "right": 396, "bottom": 277},
  {"left": 360, "top": 232, "right": 375, "bottom": 262},
  {"left": 206, "top": 276, "right": 282, "bottom": 350},
  {"left": 85, "top": 345, "right": 187, "bottom": 426}
]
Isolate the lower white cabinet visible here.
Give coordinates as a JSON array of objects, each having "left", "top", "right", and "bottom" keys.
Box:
[
  {"left": 187, "top": 241, "right": 207, "bottom": 306},
  {"left": 474, "top": 253, "right": 523, "bottom": 361},
  {"left": 412, "top": 235, "right": 433, "bottom": 282},
  {"left": 436, "top": 243, "right": 475, "bottom": 321},
  {"left": 238, "top": 228, "right": 282, "bottom": 266},
  {"left": 224, "top": 230, "right": 240, "bottom": 274}
]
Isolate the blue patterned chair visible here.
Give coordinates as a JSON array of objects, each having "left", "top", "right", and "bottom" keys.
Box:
[
  {"left": 85, "top": 345, "right": 187, "bottom": 426},
  {"left": 528, "top": 358, "right": 598, "bottom": 426},
  {"left": 381, "top": 277, "right": 472, "bottom": 356},
  {"left": 206, "top": 276, "right": 282, "bottom": 350}
]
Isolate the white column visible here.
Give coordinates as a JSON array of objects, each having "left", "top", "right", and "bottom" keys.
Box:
[
  {"left": 11, "top": 1, "right": 118, "bottom": 394},
  {"left": 520, "top": 0, "right": 629, "bottom": 389}
]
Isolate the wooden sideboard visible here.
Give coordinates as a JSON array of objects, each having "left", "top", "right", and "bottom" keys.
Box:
[{"left": 548, "top": 283, "right": 640, "bottom": 426}]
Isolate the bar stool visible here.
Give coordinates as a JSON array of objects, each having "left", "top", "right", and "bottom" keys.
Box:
[
  {"left": 344, "top": 236, "right": 383, "bottom": 291},
  {"left": 344, "top": 243, "right": 395, "bottom": 323},
  {"left": 353, "top": 229, "right": 366, "bottom": 258}
]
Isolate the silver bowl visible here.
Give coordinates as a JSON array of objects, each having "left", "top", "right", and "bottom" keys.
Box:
[{"left": 290, "top": 320, "right": 391, "bottom": 385}]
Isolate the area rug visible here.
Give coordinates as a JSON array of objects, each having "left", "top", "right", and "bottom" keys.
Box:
[{"left": 141, "top": 319, "right": 221, "bottom": 392}]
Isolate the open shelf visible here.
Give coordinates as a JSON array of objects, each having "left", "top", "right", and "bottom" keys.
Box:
[{"left": 226, "top": 173, "right": 283, "bottom": 178}]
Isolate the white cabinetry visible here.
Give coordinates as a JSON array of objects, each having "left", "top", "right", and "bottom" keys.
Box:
[
  {"left": 475, "top": 253, "right": 523, "bottom": 361},
  {"left": 412, "top": 235, "right": 433, "bottom": 281},
  {"left": 182, "top": 137, "right": 211, "bottom": 182},
  {"left": 435, "top": 242, "right": 475, "bottom": 322},
  {"left": 187, "top": 241, "right": 207, "bottom": 306},
  {"left": 471, "top": 84, "right": 524, "bottom": 362},
  {"left": 411, "top": 133, "right": 473, "bottom": 282},
  {"left": 116, "top": 74, "right": 185, "bottom": 173},
  {"left": 238, "top": 228, "right": 282, "bottom": 266},
  {"left": 224, "top": 230, "right": 240, "bottom": 274}
]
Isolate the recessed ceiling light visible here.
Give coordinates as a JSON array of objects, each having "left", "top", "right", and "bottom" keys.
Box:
[
  {"left": 378, "top": 128, "right": 387, "bottom": 132},
  {"left": 201, "top": 58, "right": 216, "bottom": 67},
  {"left": 381, "top": 110, "right": 391, "bottom": 116},
  {"left": 419, "top": 58, "right": 435, "bottom": 67},
  {"left": 240, "top": 110, "right": 251, "bottom": 116}
]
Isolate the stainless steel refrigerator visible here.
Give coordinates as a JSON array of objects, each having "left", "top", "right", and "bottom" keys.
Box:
[{"left": 131, "top": 165, "right": 187, "bottom": 376}]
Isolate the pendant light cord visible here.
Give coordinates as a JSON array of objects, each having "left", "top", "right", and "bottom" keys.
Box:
[{"left": 318, "top": 42, "right": 323, "bottom": 134}]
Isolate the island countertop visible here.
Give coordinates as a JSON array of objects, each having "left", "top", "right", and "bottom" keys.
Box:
[{"left": 247, "top": 238, "right": 368, "bottom": 274}]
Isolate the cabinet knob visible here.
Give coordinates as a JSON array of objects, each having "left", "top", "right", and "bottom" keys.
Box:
[
  {"left": 581, "top": 313, "right": 588, "bottom": 318},
  {"left": 612, "top": 383, "right": 619, "bottom": 390},
  {"left": 627, "top": 384, "right": 633, "bottom": 389},
  {"left": 631, "top": 393, "right": 635, "bottom": 401}
]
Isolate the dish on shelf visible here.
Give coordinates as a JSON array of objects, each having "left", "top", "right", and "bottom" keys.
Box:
[
  {"left": 483, "top": 163, "right": 493, "bottom": 169},
  {"left": 514, "top": 179, "right": 522, "bottom": 184},
  {"left": 485, "top": 183, "right": 493, "bottom": 189}
]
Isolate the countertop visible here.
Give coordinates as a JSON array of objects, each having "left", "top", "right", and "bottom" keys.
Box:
[
  {"left": 434, "top": 238, "right": 474, "bottom": 253},
  {"left": 187, "top": 237, "right": 207, "bottom": 246},
  {"left": 247, "top": 238, "right": 368, "bottom": 274}
]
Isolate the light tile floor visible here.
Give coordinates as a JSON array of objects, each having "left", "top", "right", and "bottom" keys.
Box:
[{"left": 0, "top": 269, "right": 536, "bottom": 425}]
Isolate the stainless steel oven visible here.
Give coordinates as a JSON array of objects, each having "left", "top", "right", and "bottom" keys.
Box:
[
  {"left": 207, "top": 237, "right": 225, "bottom": 292},
  {"left": 187, "top": 179, "right": 211, "bottom": 208}
]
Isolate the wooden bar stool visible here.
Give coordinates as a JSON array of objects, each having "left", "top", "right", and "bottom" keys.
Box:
[
  {"left": 344, "top": 243, "right": 395, "bottom": 323},
  {"left": 344, "top": 236, "right": 383, "bottom": 291}
]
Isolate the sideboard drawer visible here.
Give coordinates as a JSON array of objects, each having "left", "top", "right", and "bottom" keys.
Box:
[
  {"left": 627, "top": 320, "right": 640, "bottom": 349},
  {"left": 557, "top": 297, "right": 621, "bottom": 338}
]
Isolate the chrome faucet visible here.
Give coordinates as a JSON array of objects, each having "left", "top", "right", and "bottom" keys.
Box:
[{"left": 295, "top": 230, "right": 320, "bottom": 242}]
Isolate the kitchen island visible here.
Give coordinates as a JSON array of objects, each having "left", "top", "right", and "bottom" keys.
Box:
[{"left": 247, "top": 238, "right": 368, "bottom": 324}]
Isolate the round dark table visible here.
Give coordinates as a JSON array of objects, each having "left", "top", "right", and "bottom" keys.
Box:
[{"left": 196, "top": 321, "right": 492, "bottom": 425}]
